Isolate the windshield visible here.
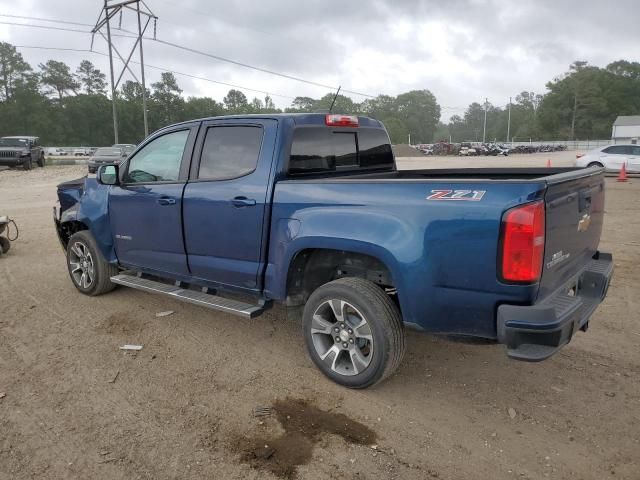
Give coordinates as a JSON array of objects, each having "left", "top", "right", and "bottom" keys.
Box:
[{"left": 0, "top": 138, "right": 29, "bottom": 147}]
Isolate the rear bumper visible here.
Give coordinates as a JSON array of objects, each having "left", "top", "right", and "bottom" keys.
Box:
[{"left": 497, "top": 251, "right": 613, "bottom": 361}]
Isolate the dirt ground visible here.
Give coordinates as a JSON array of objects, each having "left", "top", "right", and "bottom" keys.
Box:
[{"left": 0, "top": 158, "right": 638, "bottom": 480}]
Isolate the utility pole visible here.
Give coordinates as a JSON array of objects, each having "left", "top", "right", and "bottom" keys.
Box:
[
  {"left": 570, "top": 93, "right": 577, "bottom": 140},
  {"left": 92, "top": 0, "right": 157, "bottom": 144},
  {"left": 506, "top": 96, "right": 511, "bottom": 144},
  {"left": 482, "top": 97, "right": 488, "bottom": 143}
]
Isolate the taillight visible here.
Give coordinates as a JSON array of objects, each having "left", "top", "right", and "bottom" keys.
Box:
[
  {"left": 325, "top": 114, "right": 359, "bottom": 127},
  {"left": 500, "top": 201, "right": 545, "bottom": 283}
]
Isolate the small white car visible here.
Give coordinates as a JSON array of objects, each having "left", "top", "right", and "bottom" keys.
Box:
[{"left": 575, "top": 144, "right": 640, "bottom": 172}]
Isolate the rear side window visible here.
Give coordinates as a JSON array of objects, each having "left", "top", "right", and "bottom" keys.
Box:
[
  {"left": 631, "top": 146, "right": 640, "bottom": 156},
  {"left": 198, "top": 126, "right": 263, "bottom": 180},
  {"left": 289, "top": 127, "right": 393, "bottom": 174}
]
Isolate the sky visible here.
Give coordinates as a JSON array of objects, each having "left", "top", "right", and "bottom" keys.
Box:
[{"left": 0, "top": 0, "right": 637, "bottom": 121}]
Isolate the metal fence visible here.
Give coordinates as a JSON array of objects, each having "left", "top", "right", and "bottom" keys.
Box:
[{"left": 508, "top": 139, "right": 611, "bottom": 151}]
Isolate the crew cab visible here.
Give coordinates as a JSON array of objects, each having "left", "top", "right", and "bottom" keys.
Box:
[{"left": 54, "top": 114, "right": 613, "bottom": 388}]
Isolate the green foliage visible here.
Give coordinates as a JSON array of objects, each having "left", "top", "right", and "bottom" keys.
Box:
[
  {"left": 75, "top": 60, "right": 107, "bottom": 95},
  {"left": 0, "top": 42, "right": 638, "bottom": 148},
  {"left": 39, "top": 60, "right": 79, "bottom": 102}
]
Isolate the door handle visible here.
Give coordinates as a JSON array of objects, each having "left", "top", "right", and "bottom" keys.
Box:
[
  {"left": 232, "top": 196, "right": 256, "bottom": 207},
  {"left": 157, "top": 197, "right": 176, "bottom": 206}
]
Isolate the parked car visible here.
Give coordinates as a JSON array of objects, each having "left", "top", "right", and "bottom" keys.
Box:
[
  {"left": 575, "top": 144, "right": 640, "bottom": 172},
  {"left": 87, "top": 147, "right": 126, "bottom": 174},
  {"left": 47, "top": 147, "right": 69, "bottom": 156},
  {"left": 54, "top": 113, "right": 613, "bottom": 388},
  {"left": 73, "top": 147, "right": 91, "bottom": 157},
  {"left": 113, "top": 143, "right": 136, "bottom": 157},
  {"left": 0, "top": 136, "right": 45, "bottom": 170}
]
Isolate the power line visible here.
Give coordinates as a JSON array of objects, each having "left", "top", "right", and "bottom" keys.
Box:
[
  {"left": 0, "top": 14, "right": 93, "bottom": 27},
  {"left": 14, "top": 45, "right": 296, "bottom": 100},
  {"left": 0, "top": 17, "right": 375, "bottom": 98}
]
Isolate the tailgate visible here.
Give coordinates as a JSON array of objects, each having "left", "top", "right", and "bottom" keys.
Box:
[{"left": 538, "top": 168, "right": 605, "bottom": 299}]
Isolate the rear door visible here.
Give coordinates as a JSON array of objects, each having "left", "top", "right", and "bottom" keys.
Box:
[
  {"left": 538, "top": 169, "right": 606, "bottom": 299},
  {"left": 600, "top": 145, "right": 630, "bottom": 171},
  {"left": 628, "top": 145, "right": 640, "bottom": 172},
  {"left": 109, "top": 125, "right": 198, "bottom": 276},
  {"left": 182, "top": 119, "right": 278, "bottom": 291}
]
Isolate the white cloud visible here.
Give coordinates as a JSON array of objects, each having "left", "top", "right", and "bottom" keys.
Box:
[{"left": 0, "top": 0, "right": 635, "bottom": 121}]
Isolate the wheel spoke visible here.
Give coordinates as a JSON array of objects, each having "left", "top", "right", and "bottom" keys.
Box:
[
  {"left": 80, "top": 272, "right": 88, "bottom": 288},
  {"left": 71, "top": 244, "right": 83, "bottom": 259},
  {"left": 349, "top": 347, "right": 370, "bottom": 374},
  {"left": 69, "top": 262, "right": 82, "bottom": 273},
  {"left": 329, "top": 299, "right": 346, "bottom": 323},
  {"left": 311, "top": 314, "right": 334, "bottom": 335},
  {"left": 319, "top": 344, "right": 341, "bottom": 372},
  {"left": 353, "top": 318, "right": 373, "bottom": 341}
]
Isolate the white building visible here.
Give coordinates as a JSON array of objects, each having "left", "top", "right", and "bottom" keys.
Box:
[{"left": 611, "top": 116, "right": 640, "bottom": 144}]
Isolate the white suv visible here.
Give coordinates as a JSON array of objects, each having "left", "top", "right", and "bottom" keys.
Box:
[{"left": 576, "top": 144, "right": 640, "bottom": 172}]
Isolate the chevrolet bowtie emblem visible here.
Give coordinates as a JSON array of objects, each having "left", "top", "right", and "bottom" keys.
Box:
[{"left": 577, "top": 213, "right": 592, "bottom": 232}]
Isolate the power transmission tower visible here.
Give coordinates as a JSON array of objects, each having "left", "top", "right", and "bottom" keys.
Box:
[{"left": 91, "top": 0, "right": 157, "bottom": 143}]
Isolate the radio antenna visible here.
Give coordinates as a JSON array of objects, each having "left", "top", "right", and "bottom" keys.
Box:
[{"left": 329, "top": 86, "right": 342, "bottom": 113}]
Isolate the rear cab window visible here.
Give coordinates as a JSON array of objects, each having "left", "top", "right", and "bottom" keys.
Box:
[{"left": 289, "top": 127, "right": 393, "bottom": 175}]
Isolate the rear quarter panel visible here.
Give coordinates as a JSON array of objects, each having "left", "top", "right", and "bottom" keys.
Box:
[{"left": 267, "top": 179, "right": 545, "bottom": 337}]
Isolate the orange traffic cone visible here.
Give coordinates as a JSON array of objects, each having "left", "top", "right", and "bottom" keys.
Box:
[
  {"left": 617, "top": 162, "right": 628, "bottom": 182},
  {"left": 546, "top": 159, "right": 552, "bottom": 168}
]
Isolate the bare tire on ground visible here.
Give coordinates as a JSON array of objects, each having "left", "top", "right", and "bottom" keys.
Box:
[
  {"left": 22, "top": 156, "right": 32, "bottom": 170},
  {"left": 66, "top": 231, "right": 118, "bottom": 296},
  {"left": 0, "top": 237, "right": 9, "bottom": 255},
  {"left": 37, "top": 153, "right": 45, "bottom": 167},
  {"left": 302, "top": 277, "right": 405, "bottom": 389}
]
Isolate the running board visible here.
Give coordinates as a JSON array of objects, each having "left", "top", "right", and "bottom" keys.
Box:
[{"left": 110, "top": 273, "right": 266, "bottom": 319}]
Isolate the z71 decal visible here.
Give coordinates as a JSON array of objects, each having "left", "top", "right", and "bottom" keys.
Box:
[{"left": 426, "top": 190, "right": 486, "bottom": 201}]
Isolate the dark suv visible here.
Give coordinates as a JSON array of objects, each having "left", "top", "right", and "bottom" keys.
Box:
[{"left": 0, "top": 136, "right": 45, "bottom": 170}]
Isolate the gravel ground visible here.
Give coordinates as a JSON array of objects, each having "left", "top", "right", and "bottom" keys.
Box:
[{"left": 0, "top": 161, "right": 638, "bottom": 480}]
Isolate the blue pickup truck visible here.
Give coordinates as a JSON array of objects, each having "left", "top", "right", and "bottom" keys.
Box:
[{"left": 54, "top": 113, "right": 613, "bottom": 388}]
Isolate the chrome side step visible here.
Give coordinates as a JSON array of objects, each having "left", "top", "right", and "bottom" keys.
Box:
[{"left": 110, "top": 273, "right": 266, "bottom": 319}]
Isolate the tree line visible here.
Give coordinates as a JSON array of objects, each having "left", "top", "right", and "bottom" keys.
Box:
[{"left": 0, "top": 41, "right": 638, "bottom": 146}]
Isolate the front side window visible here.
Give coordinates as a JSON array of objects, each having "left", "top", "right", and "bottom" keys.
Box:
[
  {"left": 198, "top": 126, "right": 263, "bottom": 180},
  {"left": 125, "top": 130, "right": 189, "bottom": 183}
]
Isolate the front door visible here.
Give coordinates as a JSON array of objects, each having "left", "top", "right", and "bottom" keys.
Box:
[
  {"left": 109, "top": 126, "right": 197, "bottom": 276},
  {"left": 182, "top": 119, "right": 278, "bottom": 291}
]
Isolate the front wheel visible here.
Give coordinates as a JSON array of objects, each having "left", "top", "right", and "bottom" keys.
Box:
[
  {"left": 66, "top": 231, "right": 118, "bottom": 296},
  {"left": 303, "top": 277, "right": 405, "bottom": 388}
]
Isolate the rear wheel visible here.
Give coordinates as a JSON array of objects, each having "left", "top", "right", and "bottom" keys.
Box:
[
  {"left": 22, "top": 156, "right": 32, "bottom": 170},
  {"left": 66, "top": 231, "right": 118, "bottom": 296},
  {"left": 303, "top": 277, "right": 405, "bottom": 388},
  {"left": 587, "top": 161, "right": 604, "bottom": 168}
]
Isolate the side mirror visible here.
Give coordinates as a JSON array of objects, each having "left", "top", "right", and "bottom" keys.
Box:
[{"left": 97, "top": 164, "right": 119, "bottom": 185}]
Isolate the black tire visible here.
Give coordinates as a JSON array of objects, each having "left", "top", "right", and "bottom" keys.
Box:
[
  {"left": 37, "top": 152, "right": 45, "bottom": 168},
  {"left": 66, "top": 231, "right": 118, "bottom": 296},
  {"left": 0, "top": 237, "right": 10, "bottom": 255},
  {"left": 303, "top": 277, "right": 405, "bottom": 389},
  {"left": 22, "top": 156, "right": 32, "bottom": 171},
  {"left": 587, "top": 161, "right": 604, "bottom": 168}
]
